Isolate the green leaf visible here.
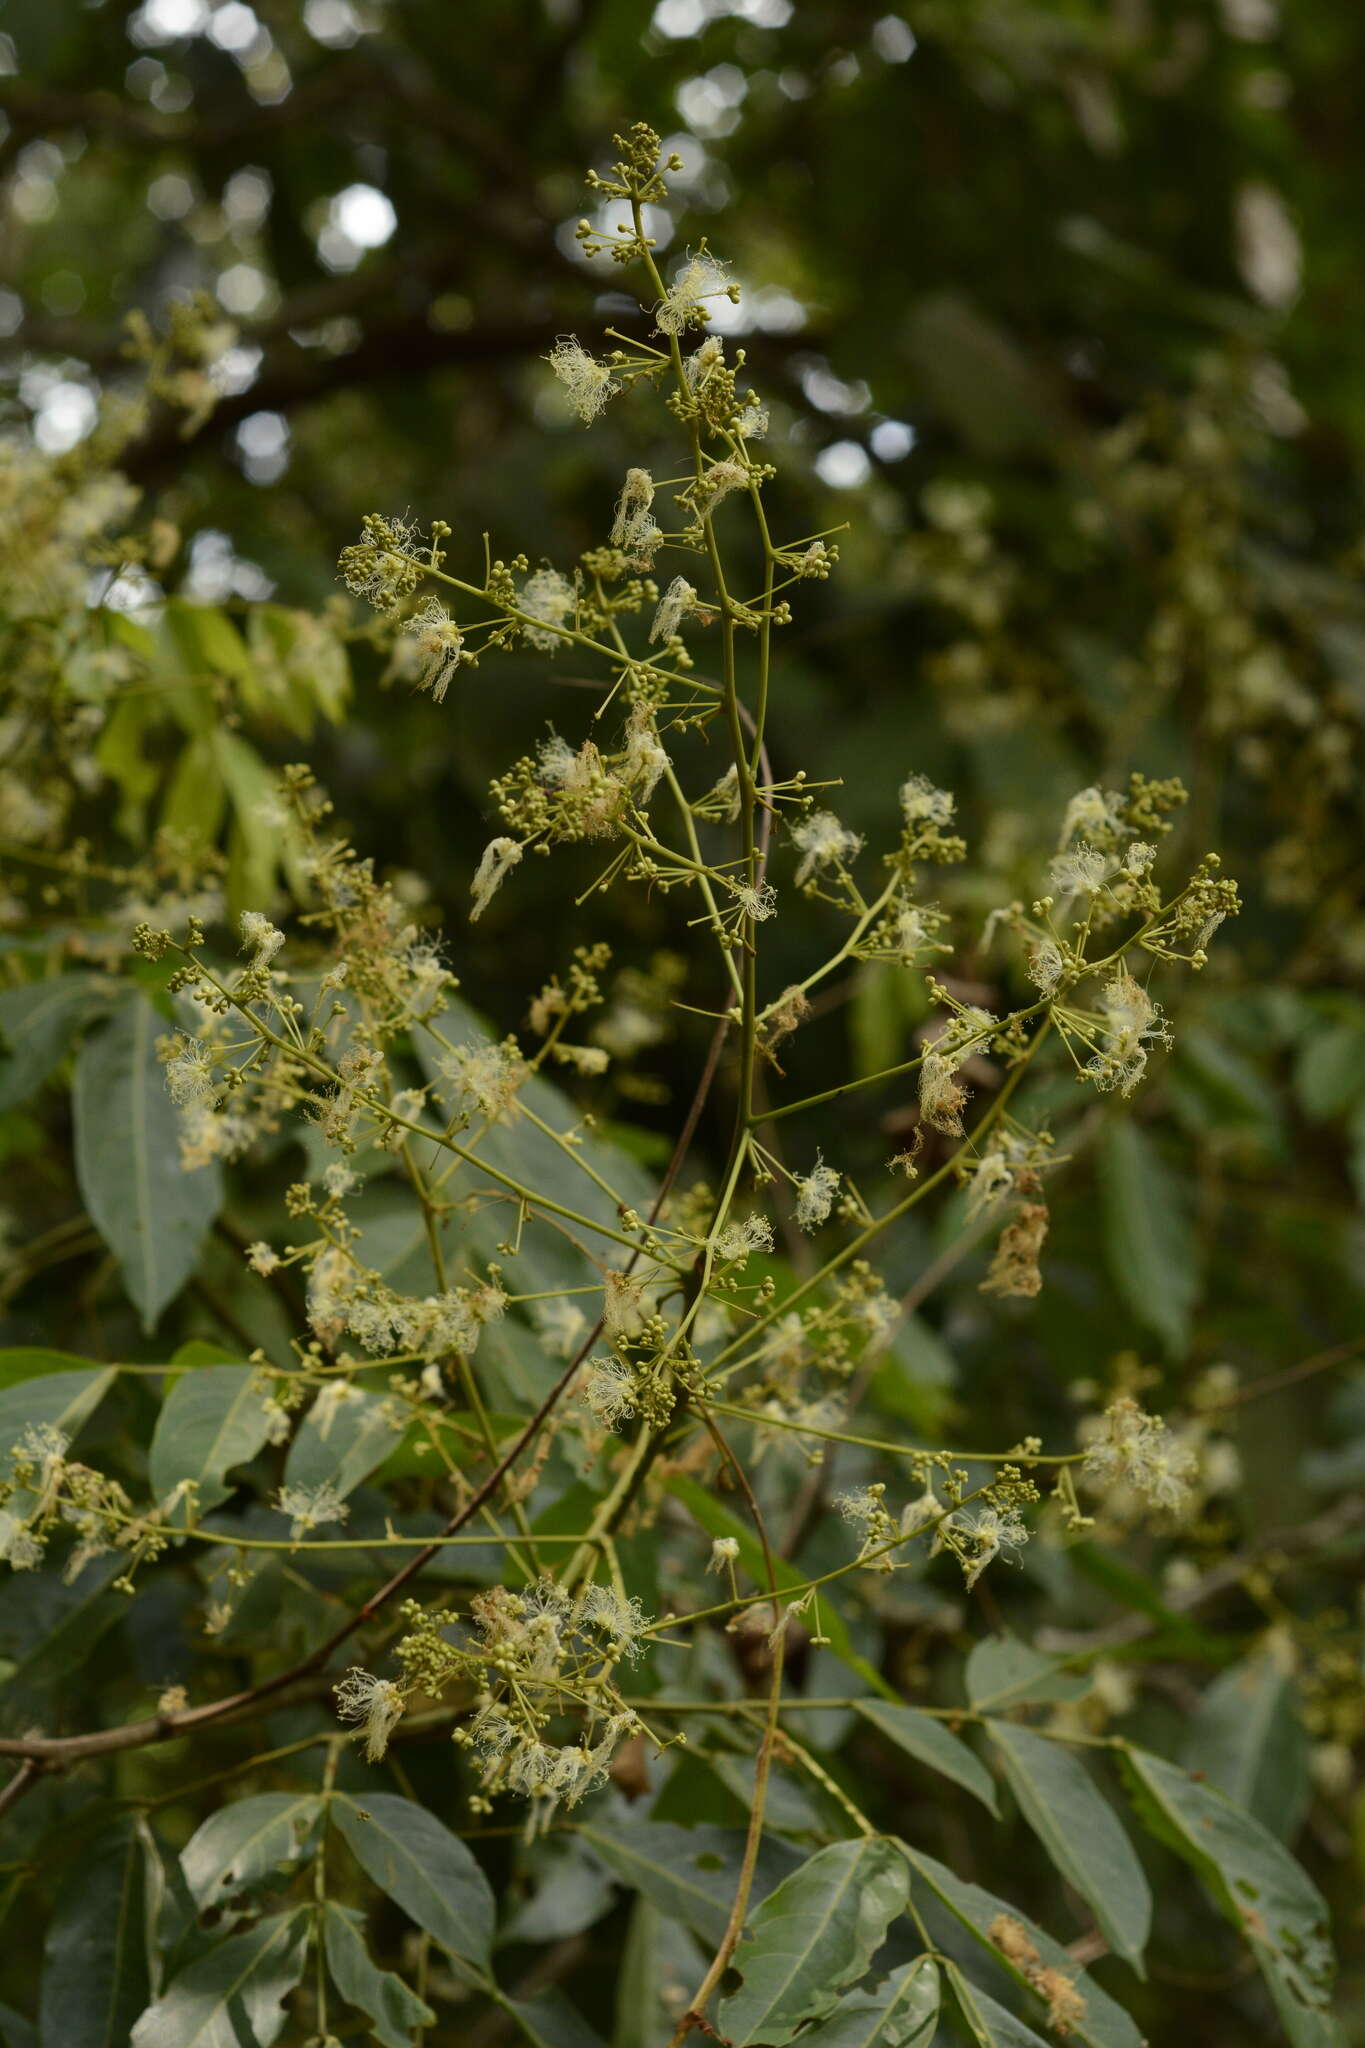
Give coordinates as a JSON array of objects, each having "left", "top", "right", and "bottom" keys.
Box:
[
  {"left": 503, "top": 1988, "right": 607, "bottom": 2048},
  {"left": 0, "top": 1557, "right": 124, "bottom": 1724},
  {"left": 162, "top": 599, "right": 255, "bottom": 688},
  {"left": 985, "top": 1722, "right": 1150, "bottom": 1973},
  {"left": 1098, "top": 1121, "right": 1198, "bottom": 1359},
  {"left": 899, "top": 1846, "right": 1143, "bottom": 2048},
  {"left": 717, "top": 1836, "right": 909, "bottom": 2046},
  {"left": 668, "top": 1473, "right": 896, "bottom": 1701},
  {"left": 609, "top": 1897, "right": 701, "bottom": 2048},
  {"left": 856, "top": 1701, "right": 998, "bottom": 1814},
  {"left": 321, "top": 1903, "right": 435, "bottom": 2048},
  {"left": 331, "top": 1792, "right": 495, "bottom": 1981},
  {"left": 1121, "top": 1747, "right": 1343, "bottom": 2047},
  {"left": 283, "top": 1385, "right": 405, "bottom": 1500},
  {"left": 793, "top": 1958, "right": 940, "bottom": 2047},
  {"left": 964, "top": 1636, "right": 1090, "bottom": 1713},
  {"left": 72, "top": 993, "right": 223, "bottom": 1331},
  {"left": 1166, "top": 1029, "right": 1285, "bottom": 1161},
  {"left": 0, "top": 2002, "right": 36, "bottom": 2048},
  {"left": 39, "top": 1819, "right": 151, "bottom": 2048},
  {"left": 148, "top": 1365, "right": 275, "bottom": 1521},
  {"left": 0, "top": 975, "right": 110, "bottom": 1111},
  {"left": 161, "top": 734, "right": 226, "bottom": 850},
  {"left": 0, "top": 1367, "right": 116, "bottom": 1460},
  {"left": 869, "top": 1315, "right": 957, "bottom": 1436},
  {"left": 129, "top": 1911, "right": 308, "bottom": 2048},
  {"left": 577, "top": 1820, "right": 802, "bottom": 1947},
  {"left": 1293, "top": 1016, "right": 1365, "bottom": 1122},
  {"left": 945, "top": 1963, "right": 1051, "bottom": 2048},
  {"left": 851, "top": 963, "right": 920, "bottom": 1083},
  {"left": 502, "top": 1837, "right": 617, "bottom": 1944},
  {"left": 1182, "top": 1644, "right": 1310, "bottom": 1841},
  {"left": 246, "top": 606, "right": 350, "bottom": 732},
  {"left": 95, "top": 696, "right": 160, "bottom": 839},
  {"left": 0, "top": 1348, "right": 113, "bottom": 1392},
  {"left": 180, "top": 1794, "right": 322, "bottom": 1912},
  {"left": 214, "top": 732, "right": 284, "bottom": 917}
]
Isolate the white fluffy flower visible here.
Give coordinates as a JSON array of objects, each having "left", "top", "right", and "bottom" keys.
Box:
[
  {"left": 403, "top": 595, "right": 465, "bottom": 703},
  {"left": 1058, "top": 786, "right": 1122, "bottom": 846},
  {"left": 656, "top": 251, "right": 734, "bottom": 336},
  {"left": 1049, "top": 844, "right": 1114, "bottom": 897},
  {"left": 274, "top": 1482, "right": 349, "bottom": 1541},
  {"left": 580, "top": 1585, "right": 649, "bottom": 1657},
  {"left": 692, "top": 461, "right": 748, "bottom": 519},
  {"left": 609, "top": 468, "right": 661, "bottom": 561},
  {"left": 470, "top": 837, "right": 523, "bottom": 921},
  {"left": 239, "top": 910, "right": 285, "bottom": 969},
  {"left": 520, "top": 568, "right": 576, "bottom": 651},
  {"left": 441, "top": 1040, "right": 525, "bottom": 1120},
  {"left": 1083, "top": 1396, "right": 1197, "bottom": 1512},
  {"left": 1088, "top": 972, "right": 1171, "bottom": 1096},
  {"left": 649, "top": 575, "right": 699, "bottom": 645},
  {"left": 794, "top": 1156, "right": 840, "bottom": 1232},
  {"left": 532, "top": 1297, "right": 587, "bottom": 1359},
  {"left": 622, "top": 708, "right": 669, "bottom": 801},
  {"left": 548, "top": 336, "right": 618, "bottom": 423},
  {"left": 165, "top": 1038, "right": 217, "bottom": 1108},
  {"left": 0, "top": 1511, "right": 42, "bottom": 1570},
  {"left": 579, "top": 1356, "right": 637, "bottom": 1432},
  {"left": 919, "top": 1048, "right": 968, "bottom": 1136},
  {"left": 732, "top": 881, "right": 777, "bottom": 924},
  {"left": 900, "top": 773, "right": 955, "bottom": 829},
  {"left": 335, "top": 1667, "right": 405, "bottom": 1763},
  {"left": 958, "top": 1505, "right": 1028, "bottom": 1590},
  {"left": 715, "top": 1213, "right": 774, "bottom": 1262},
  {"left": 1027, "top": 940, "right": 1065, "bottom": 995},
  {"left": 790, "top": 810, "right": 863, "bottom": 887}
]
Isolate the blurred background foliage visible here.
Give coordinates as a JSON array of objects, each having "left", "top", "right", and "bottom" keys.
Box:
[{"left": 2, "top": 0, "right": 1365, "bottom": 2041}]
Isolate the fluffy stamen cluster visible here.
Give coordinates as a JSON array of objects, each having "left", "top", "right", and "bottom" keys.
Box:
[
  {"left": 918, "top": 1007, "right": 996, "bottom": 1136},
  {"left": 239, "top": 910, "right": 285, "bottom": 970},
  {"left": 520, "top": 568, "right": 576, "bottom": 650},
  {"left": 790, "top": 810, "right": 863, "bottom": 888},
  {"left": 1082, "top": 1396, "right": 1197, "bottom": 1513},
  {"left": 1086, "top": 973, "right": 1172, "bottom": 1096},
  {"left": 0, "top": 1425, "right": 133, "bottom": 1583},
  {"left": 274, "top": 1481, "right": 349, "bottom": 1541},
  {"left": 344, "top": 1281, "right": 504, "bottom": 1365},
  {"left": 470, "top": 836, "right": 523, "bottom": 920},
  {"left": 690, "top": 460, "right": 748, "bottom": 520},
  {"left": 440, "top": 1579, "right": 651, "bottom": 1822},
  {"left": 439, "top": 1038, "right": 526, "bottom": 1121},
  {"left": 794, "top": 1156, "right": 841, "bottom": 1232},
  {"left": 164, "top": 1036, "right": 218, "bottom": 1108},
  {"left": 335, "top": 1667, "right": 405, "bottom": 1762},
  {"left": 609, "top": 467, "right": 662, "bottom": 564},
  {"left": 900, "top": 773, "right": 956, "bottom": 831},
  {"left": 835, "top": 1483, "right": 901, "bottom": 1571},
  {"left": 403, "top": 596, "right": 466, "bottom": 703},
  {"left": 656, "top": 250, "right": 735, "bottom": 335},
  {"left": 548, "top": 336, "right": 619, "bottom": 423},
  {"left": 715, "top": 1213, "right": 775, "bottom": 1264},
  {"left": 578, "top": 1355, "right": 638, "bottom": 1431},
  {"left": 950, "top": 1504, "right": 1030, "bottom": 1591},
  {"left": 1050, "top": 843, "right": 1116, "bottom": 898},
  {"left": 649, "top": 575, "right": 699, "bottom": 644}
]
